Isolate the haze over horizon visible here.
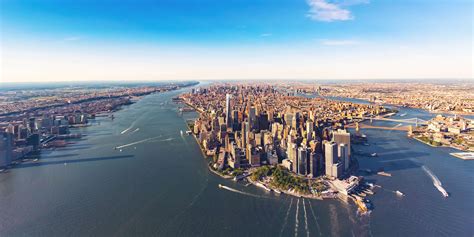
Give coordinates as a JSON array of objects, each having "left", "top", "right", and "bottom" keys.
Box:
[{"left": 1, "top": 0, "right": 472, "bottom": 83}]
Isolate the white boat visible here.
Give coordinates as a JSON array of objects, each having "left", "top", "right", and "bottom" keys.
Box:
[
  {"left": 273, "top": 189, "right": 282, "bottom": 194},
  {"left": 396, "top": 190, "right": 404, "bottom": 196},
  {"left": 180, "top": 130, "right": 184, "bottom": 135},
  {"left": 218, "top": 184, "right": 223, "bottom": 188},
  {"left": 370, "top": 153, "right": 378, "bottom": 157},
  {"left": 436, "top": 185, "right": 449, "bottom": 198},
  {"left": 33, "top": 159, "right": 39, "bottom": 162}
]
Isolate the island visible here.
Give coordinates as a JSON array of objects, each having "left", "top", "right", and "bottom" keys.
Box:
[{"left": 178, "top": 83, "right": 398, "bottom": 213}]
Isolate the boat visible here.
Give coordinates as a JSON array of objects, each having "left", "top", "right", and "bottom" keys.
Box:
[
  {"left": 273, "top": 189, "right": 282, "bottom": 194},
  {"left": 370, "top": 153, "right": 378, "bottom": 157},
  {"left": 33, "top": 159, "right": 39, "bottom": 162},
  {"left": 399, "top": 113, "right": 407, "bottom": 117},
  {"left": 180, "top": 130, "right": 184, "bottom": 135},
  {"left": 186, "top": 130, "right": 192, "bottom": 135},
  {"left": 377, "top": 171, "right": 392, "bottom": 177},
  {"left": 396, "top": 190, "right": 404, "bottom": 196},
  {"left": 354, "top": 197, "right": 369, "bottom": 213},
  {"left": 119, "top": 149, "right": 123, "bottom": 152},
  {"left": 435, "top": 185, "right": 449, "bottom": 198},
  {"left": 218, "top": 184, "right": 223, "bottom": 188}
]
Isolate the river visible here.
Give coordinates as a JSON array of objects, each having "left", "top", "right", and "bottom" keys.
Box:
[{"left": 0, "top": 85, "right": 472, "bottom": 236}]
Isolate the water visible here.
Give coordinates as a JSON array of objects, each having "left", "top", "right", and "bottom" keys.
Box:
[{"left": 0, "top": 87, "right": 472, "bottom": 236}]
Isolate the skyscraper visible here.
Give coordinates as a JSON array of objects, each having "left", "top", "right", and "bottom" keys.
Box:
[
  {"left": 0, "top": 132, "right": 13, "bottom": 168},
  {"left": 297, "top": 146, "right": 307, "bottom": 175},
  {"left": 325, "top": 141, "right": 338, "bottom": 177},
  {"left": 339, "top": 144, "right": 349, "bottom": 171},
  {"left": 249, "top": 107, "right": 256, "bottom": 130},
  {"left": 333, "top": 129, "right": 351, "bottom": 159},
  {"left": 225, "top": 94, "right": 232, "bottom": 129}
]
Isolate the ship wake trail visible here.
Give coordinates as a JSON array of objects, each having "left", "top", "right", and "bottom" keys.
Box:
[
  {"left": 218, "top": 185, "right": 263, "bottom": 199},
  {"left": 302, "top": 199, "right": 310, "bottom": 237},
  {"left": 279, "top": 198, "right": 293, "bottom": 237},
  {"left": 115, "top": 135, "right": 163, "bottom": 149},
  {"left": 120, "top": 121, "right": 137, "bottom": 135},
  {"left": 129, "top": 128, "right": 140, "bottom": 135},
  {"left": 308, "top": 201, "right": 322, "bottom": 236},
  {"left": 422, "top": 166, "right": 449, "bottom": 197},
  {"left": 294, "top": 199, "right": 300, "bottom": 237}
]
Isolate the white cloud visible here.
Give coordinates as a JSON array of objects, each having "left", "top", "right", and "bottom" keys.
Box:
[
  {"left": 320, "top": 39, "right": 360, "bottom": 46},
  {"left": 306, "top": 0, "right": 368, "bottom": 22}
]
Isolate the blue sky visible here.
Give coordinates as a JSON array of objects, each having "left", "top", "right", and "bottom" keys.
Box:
[{"left": 1, "top": 0, "right": 472, "bottom": 82}]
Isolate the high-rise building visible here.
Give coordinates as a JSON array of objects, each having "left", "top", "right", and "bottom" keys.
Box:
[
  {"left": 306, "top": 121, "right": 313, "bottom": 141},
  {"left": 297, "top": 146, "right": 307, "bottom": 175},
  {"left": 225, "top": 94, "right": 232, "bottom": 129},
  {"left": 325, "top": 141, "right": 338, "bottom": 177},
  {"left": 309, "top": 151, "right": 318, "bottom": 177},
  {"left": 241, "top": 121, "right": 249, "bottom": 149},
  {"left": 333, "top": 129, "right": 351, "bottom": 158},
  {"left": 339, "top": 144, "right": 349, "bottom": 171},
  {"left": 249, "top": 107, "right": 256, "bottom": 130},
  {"left": 331, "top": 162, "right": 343, "bottom": 179},
  {"left": 0, "top": 132, "right": 13, "bottom": 168}
]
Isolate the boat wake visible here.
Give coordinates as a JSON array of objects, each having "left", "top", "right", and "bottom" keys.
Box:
[
  {"left": 302, "top": 199, "right": 310, "bottom": 237},
  {"left": 308, "top": 201, "right": 322, "bottom": 236},
  {"left": 422, "top": 166, "right": 449, "bottom": 198},
  {"left": 218, "top": 184, "right": 263, "bottom": 198},
  {"left": 129, "top": 128, "right": 140, "bottom": 135},
  {"left": 294, "top": 199, "right": 299, "bottom": 237},
  {"left": 279, "top": 199, "right": 293, "bottom": 237},
  {"left": 120, "top": 124, "right": 135, "bottom": 134}
]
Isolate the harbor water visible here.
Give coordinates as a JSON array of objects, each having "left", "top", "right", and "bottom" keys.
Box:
[{"left": 0, "top": 86, "right": 472, "bottom": 236}]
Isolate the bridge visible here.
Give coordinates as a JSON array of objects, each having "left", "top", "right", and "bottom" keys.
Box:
[
  {"left": 346, "top": 123, "right": 410, "bottom": 131},
  {"left": 362, "top": 116, "right": 428, "bottom": 126}
]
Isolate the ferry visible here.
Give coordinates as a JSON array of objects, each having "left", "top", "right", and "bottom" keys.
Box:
[
  {"left": 396, "top": 190, "right": 404, "bottom": 196},
  {"left": 377, "top": 171, "right": 392, "bottom": 177}
]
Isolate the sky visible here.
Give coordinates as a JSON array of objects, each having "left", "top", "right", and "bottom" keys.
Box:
[{"left": 0, "top": 0, "right": 472, "bottom": 82}]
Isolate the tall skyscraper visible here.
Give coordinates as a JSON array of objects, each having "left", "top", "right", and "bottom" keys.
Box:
[
  {"left": 333, "top": 129, "right": 351, "bottom": 157},
  {"left": 225, "top": 94, "right": 232, "bottom": 129},
  {"left": 339, "top": 144, "right": 349, "bottom": 171},
  {"left": 325, "top": 141, "right": 338, "bottom": 177},
  {"left": 0, "top": 132, "right": 13, "bottom": 168},
  {"left": 249, "top": 107, "right": 256, "bottom": 130},
  {"left": 297, "top": 146, "right": 307, "bottom": 175},
  {"left": 306, "top": 121, "right": 313, "bottom": 141},
  {"left": 241, "top": 121, "right": 248, "bottom": 149}
]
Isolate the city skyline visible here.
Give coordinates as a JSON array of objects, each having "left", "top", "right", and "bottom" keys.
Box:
[{"left": 1, "top": 0, "right": 472, "bottom": 82}]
